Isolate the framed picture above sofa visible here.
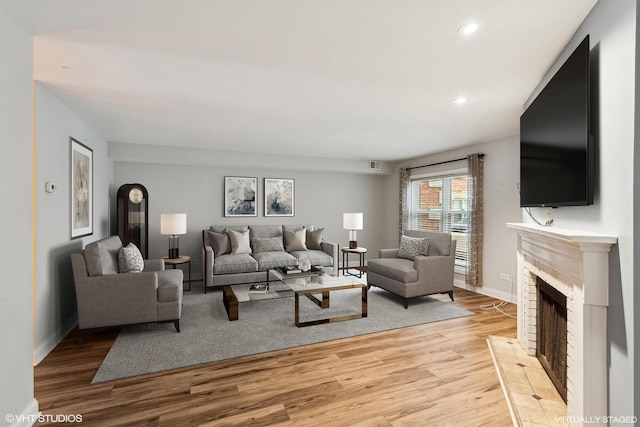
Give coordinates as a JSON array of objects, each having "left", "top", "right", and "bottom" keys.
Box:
[
  {"left": 264, "top": 178, "right": 294, "bottom": 217},
  {"left": 224, "top": 176, "right": 257, "bottom": 217},
  {"left": 70, "top": 137, "right": 93, "bottom": 239}
]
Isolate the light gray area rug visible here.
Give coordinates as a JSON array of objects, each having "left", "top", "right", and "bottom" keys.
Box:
[{"left": 92, "top": 285, "right": 473, "bottom": 383}]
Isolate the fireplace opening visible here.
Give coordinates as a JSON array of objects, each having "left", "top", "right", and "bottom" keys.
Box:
[{"left": 536, "top": 276, "right": 568, "bottom": 402}]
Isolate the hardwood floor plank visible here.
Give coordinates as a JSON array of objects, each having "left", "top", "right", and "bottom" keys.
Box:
[{"left": 34, "top": 288, "right": 517, "bottom": 426}]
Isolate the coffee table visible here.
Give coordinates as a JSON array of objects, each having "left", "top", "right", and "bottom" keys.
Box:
[{"left": 222, "top": 268, "right": 367, "bottom": 326}]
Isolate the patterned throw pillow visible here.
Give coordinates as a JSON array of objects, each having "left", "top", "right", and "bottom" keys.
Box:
[
  {"left": 118, "top": 242, "right": 144, "bottom": 273},
  {"left": 251, "top": 237, "right": 285, "bottom": 253},
  {"left": 397, "top": 235, "right": 429, "bottom": 260}
]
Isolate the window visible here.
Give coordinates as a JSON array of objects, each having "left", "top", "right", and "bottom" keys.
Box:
[{"left": 408, "top": 172, "right": 469, "bottom": 268}]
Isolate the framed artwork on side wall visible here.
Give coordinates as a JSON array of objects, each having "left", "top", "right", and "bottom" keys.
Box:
[
  {"left": 224, "top": 176, "right": 258, "bottom": 217},
  {"left": 264, "top": 178, "right": 294, "bottom": 217},
  {"left": 70, "top": 137, "right": 93, "bottom": 239}
]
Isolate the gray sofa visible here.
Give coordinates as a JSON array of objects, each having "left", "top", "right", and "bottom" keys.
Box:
[
  {"left": 71, "top": 236, "right": 183, "bottom": 343},
  {"left": 367, "top": 230, "right": 456, "bottom": 308},
  {"left": 202, "top": 224, "right": 337, "bottom": 291}
]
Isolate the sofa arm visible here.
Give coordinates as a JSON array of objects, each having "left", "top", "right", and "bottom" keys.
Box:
[
  {"left": 202, "top": 244, "right": 214, "bottom": 288},
  {"left": 74, "top": 272, "right": 159, "bottom": 329},
  {"left": 320, "top": 240, "right": 338, "bottom": 276},
  {"left": 379, "top": 248, "right": 400, "bottom": 258},
  {"left": 145, "top": 258, "right": 165, "bottom": 271}
]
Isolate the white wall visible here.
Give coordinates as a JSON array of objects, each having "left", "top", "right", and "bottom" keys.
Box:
[
  {"left": 33, "top": 83, "right": 114, "bottom": 363},
  {"left": 113, "top": 145, "right": 389, "bottom": 276},
  {"left": 522, "top": 0, "right": 637, "bottom": 419},
  {"left": 0, "top": 2, "right": 39, "bottom": 425},
  {"left": 384, "top": 136, "right": 521, "bottom": 303}
]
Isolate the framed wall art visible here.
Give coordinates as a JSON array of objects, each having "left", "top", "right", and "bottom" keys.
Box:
[
  {"left": 70, "top": 137, "right": 93, "bottom": 239},
  {"left": 264, "top": 178, "right": 294, "bottom": 217},
  {"left": 224, "top": 176, "right": 258, "bottom": 217}
]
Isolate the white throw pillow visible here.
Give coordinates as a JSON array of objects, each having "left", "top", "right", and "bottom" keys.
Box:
[
  {"left": 118, "top": 242, "right": 144, "bottom": 273},
  {"left": 227, "top": 228, "right": 252, "bottom": 255}
]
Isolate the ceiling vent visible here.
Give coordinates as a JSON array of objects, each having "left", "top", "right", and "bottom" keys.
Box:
[{"left": 369, "top": 161, "right": 382, "bottom": 171}]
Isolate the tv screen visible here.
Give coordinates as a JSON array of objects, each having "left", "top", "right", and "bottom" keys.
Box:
[{"left": 520, "top": 35, "right": 593, "bottom": 207}]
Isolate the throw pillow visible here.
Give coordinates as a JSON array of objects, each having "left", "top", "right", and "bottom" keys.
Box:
[
  {"left": 283, "top": 227, "right": 307, "bottom": 251},
  {"left": 207, "top": 230, "right": 231, "bottom": 256},
  {"left": 226, "top": 228, "right": 252, "bottom": 255},
  {"left": 306, "top": 228, "right": 324, "bottom": 250},
  {"left": 118, "top": 242, "right": 144, "bottom": 273},
  {"left": 251, "top": 237, "right": 285, "bottom": 253},
  {"left": 397, "top": 235, "right": 429, "bottom": 260}
]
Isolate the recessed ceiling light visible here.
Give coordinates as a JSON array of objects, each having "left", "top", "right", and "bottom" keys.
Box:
[
  {"left": 458, "top": 23, "right": 479, "bottom": 35},
  {"left": 453, "top": 97, "right": 468, "bottom": 105}
]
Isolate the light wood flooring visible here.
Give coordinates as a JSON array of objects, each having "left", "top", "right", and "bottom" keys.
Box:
[{"left": 34, "top": 287, "right": 517, "bottom": 426}]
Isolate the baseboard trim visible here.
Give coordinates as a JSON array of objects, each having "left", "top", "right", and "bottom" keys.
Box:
[
  {"left": 9, "top": 398, "right": 40, "bottom": 427},
  {"left": 34, "top": 314, "right": 77, "bottom": 365},
  {"left": 454, "top": 279, "right": 516, "bottom": 304}
]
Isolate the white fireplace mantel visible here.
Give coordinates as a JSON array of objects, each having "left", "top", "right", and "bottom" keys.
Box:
[{"left": 507, "top": 223, "right": 617, "bottom": 427}]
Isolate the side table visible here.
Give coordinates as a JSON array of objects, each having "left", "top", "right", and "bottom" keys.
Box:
[
  {"left": 341, "top": 247, "right": 367, "bottom": 278},
  {"left": 162, "top": 255, "right": 191, "bottom": 291}
]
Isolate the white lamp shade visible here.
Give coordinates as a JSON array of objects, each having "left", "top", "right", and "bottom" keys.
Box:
[
  {"left": 161, "top": 213, "right": 187, "bottom": 235},
  {"left": 343, "top": 213, "right": 363, "bottom": 230}
]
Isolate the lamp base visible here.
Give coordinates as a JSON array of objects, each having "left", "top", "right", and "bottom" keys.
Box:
[
  {"left": 349, "top": 240, "right": 358, "bottom": 249},
  {"left": 168, "top": 235, "right": 180, "bottom": 259},
  {"left": 168, "top": 248, "right": 180, "bottom": 259}
]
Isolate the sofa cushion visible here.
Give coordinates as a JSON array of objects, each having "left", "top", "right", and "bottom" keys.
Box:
[
  {"left": 306, "top": 228, "right": 324, "bottom": 250},
  {"left": 213, "top": 254, "right": 258, "bottom": 274},
  {"left": 367, "top": 258, "right": 418, "bottom": 283},
  {"left": 84, "top": 236, "right": 123, "bottom": 276},
  {"left": 118, "top": 243, "right": 144, "bottom": 273},
  {"left": 397, "top": 235, "right": 429, "bottom": 260},
  {"left": 290, "top": 250, "right": 333, "bottom": 267},
  {"left": 283, "top": 227, "right": 307, "bottom": 251},
  {"left": 252, "top": 251, "right": 298, "bottom": 270},
  {"left": 207, "top": 230, "right": 231, "bottom": 256},
  {"left": 227, "top": 229, "right": 252, "bottom": 255},
  {"left": 405, "top": 230, "right": 451, "bottom": 256},
  {"left": 251, "top": 236, "right": 285, "bottom": 253},
  {"left": 156, "top": 269, "right": 183, "bottom": 303}
]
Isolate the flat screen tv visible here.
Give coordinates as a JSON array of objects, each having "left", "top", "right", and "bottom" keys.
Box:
[{"left": 520, "top": 35, "right": 593, "bottom": 207}]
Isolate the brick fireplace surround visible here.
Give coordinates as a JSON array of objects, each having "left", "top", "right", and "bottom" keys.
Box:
[{"left": 507, "top": 223, "right": 617, "bottom": 427}]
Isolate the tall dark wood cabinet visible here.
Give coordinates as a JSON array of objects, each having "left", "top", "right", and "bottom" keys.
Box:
[{"left": 116, "top": 183, "right": 149, "bottom": 258}]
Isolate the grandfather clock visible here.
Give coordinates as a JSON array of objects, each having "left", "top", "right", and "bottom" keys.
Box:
[{"left": 117, "top": 183, "right": 149, "bottom": 258}]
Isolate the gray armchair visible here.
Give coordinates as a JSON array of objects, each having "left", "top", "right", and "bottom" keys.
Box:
[
  {"left": 367, "top": 230, "right": 456, "bottom": 309},
  {"left": 71, "top": 236, "right": 183, "bottom": 343}
]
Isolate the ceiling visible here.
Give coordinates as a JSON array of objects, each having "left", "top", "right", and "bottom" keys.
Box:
[{"left": 4, "top": 0, "right": 597, "bottom": 162}]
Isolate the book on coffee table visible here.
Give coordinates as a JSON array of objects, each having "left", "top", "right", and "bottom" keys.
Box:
[
  {"left": 248, "top": 283, "right": 268, "bottom": 294},
  {"left": 279, "top": 266, "right": 301, "bottom": 274}
]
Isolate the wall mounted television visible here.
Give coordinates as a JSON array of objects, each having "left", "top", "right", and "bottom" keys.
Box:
[{"left": 520, "top": 35, "right": 594, "bottom": 207}]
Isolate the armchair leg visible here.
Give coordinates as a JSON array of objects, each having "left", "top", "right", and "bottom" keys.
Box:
[
  {"left": 447, "top": 291, "right": 454, "bottom": 301},
  {"left": 174, "top": 319, "right": 181, "bottom": 333},
  {"left": 403, "top": 299, "right": 409, "bottom": 309},
  {"left": 78, "top": 330, "right": 87, "bottom": 345}
]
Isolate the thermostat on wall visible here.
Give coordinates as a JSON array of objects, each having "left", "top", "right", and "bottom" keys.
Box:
[{"left": 45, "top": 182, "right": 56, "bottom": 193}]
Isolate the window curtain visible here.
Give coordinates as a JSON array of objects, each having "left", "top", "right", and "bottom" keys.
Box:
[
  {"left": 466, "top": 153, "right": 484, "bottom": 286},
  {"left": 399, "top": 167, "right": 409, "bottom": 243}
]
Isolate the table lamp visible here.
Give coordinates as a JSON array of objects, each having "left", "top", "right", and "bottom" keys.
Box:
[
  {"left": 161, "top": 213, "right": 187, "bottom": 258},
  {"left": 343, "top": 213, "right": 363, "bottom": 249}
]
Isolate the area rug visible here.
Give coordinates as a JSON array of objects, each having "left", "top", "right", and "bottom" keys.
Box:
[{"left": 92, "top": 285, "right": 474, "bottom": 383}]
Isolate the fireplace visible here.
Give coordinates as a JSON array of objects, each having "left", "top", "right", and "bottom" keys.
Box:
[
  {"left": 507, "top": 223, "right": 616, "bottom": 427},
  {"left": 536, "top": 277, "right": 567, "bottom": 402}
]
